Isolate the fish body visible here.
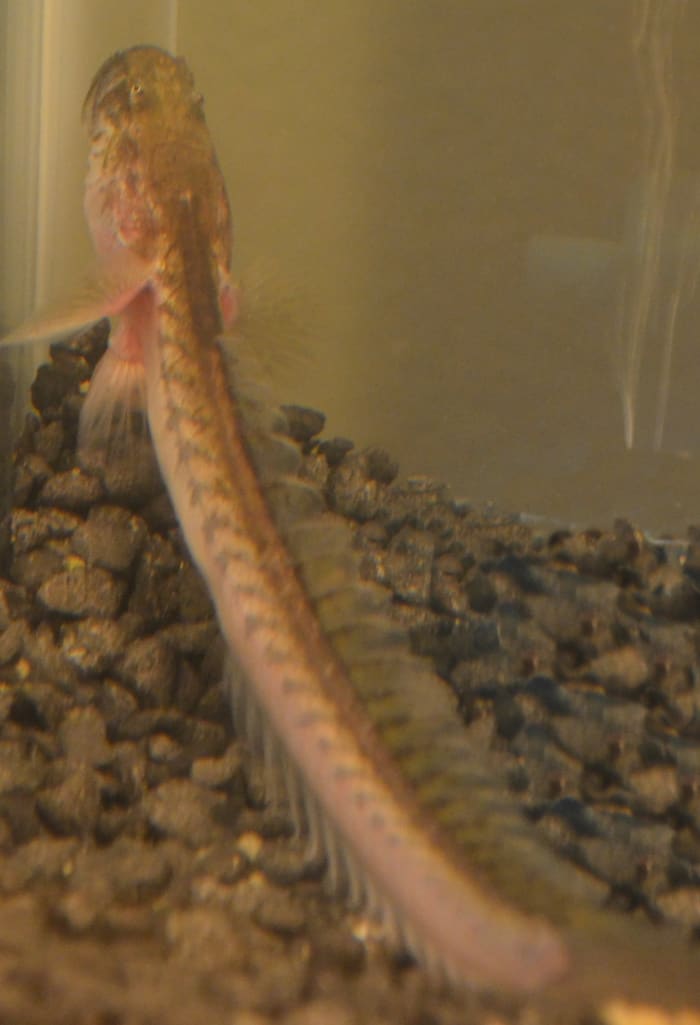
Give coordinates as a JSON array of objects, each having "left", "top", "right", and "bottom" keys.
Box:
[
  {"left": 78, "top": 46, "right": 565, "bottom": 993},
  {"left": 3, "top": 45, "right": 700, "bottom": 1016}
]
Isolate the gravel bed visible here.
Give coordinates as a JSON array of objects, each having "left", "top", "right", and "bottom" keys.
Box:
[{"left": 0, "top": 325, "right": 698, "bottom": 1024}]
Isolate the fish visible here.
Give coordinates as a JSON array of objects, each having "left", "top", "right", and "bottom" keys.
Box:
[{"left": 3, "top": 45, "right": 700, "bottom": 1018}]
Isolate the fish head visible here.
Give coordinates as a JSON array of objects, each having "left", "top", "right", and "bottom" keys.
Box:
[
  {"left": 82, "top": 46, "right": 204, "bottom": 142},
  {"left": 82, "top": 45, "right": 233, "bottom": 288}
]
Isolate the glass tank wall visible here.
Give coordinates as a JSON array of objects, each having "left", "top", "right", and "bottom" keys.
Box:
[{"left": 2, "top": 0, "right": 700, "bottom": 533}]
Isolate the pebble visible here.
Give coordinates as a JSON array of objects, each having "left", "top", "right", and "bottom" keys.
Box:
[
  {"left": 330, "top": 450, "right": 384, "bottom": 522},
  {"left": 191, "top": 743, "right": 242, "bottom": 788},
  {"left": 72, "top": 504, "right": 148, "bottom": 572},
  {"left": 129, "top": 535, "right": 182, "bottom": 625},
  {"left": 281, "top": 405, "right": 326, "bottom": 445},
  {"left": 317, "top": 436, "right": 354, "bottom": 467},
  {"left": 38, "top": 563, "right": 125, "bottom": 618},
  {"left": 584, "top": 644, "right": 650, "bottom": 692},
  {"left": 383, "top": 527, "right": 434, "bottom": 606},
  {"left": 165, "top": 905, "right": 248, "bottom": 970},
  {"left": 119, "top": 634, "right": 176, "bottom": 707},
  {"left": 61, "top": 616, "right": 133, "bottom": 675},
  {"left": 253, "top": 889, "right": 307, "bottom": 936},
  {"left": 58, "top": 707, "right": 111, "bottom": 768},
  {"left": 37, "top": 764, "right": 102, "bottom": 836},
  {"left": 11, "top": 544, "right": 65, "bottom": 590},
  {"left": 629, "top": 765, "right": 680, "bottom": 815},
  {"left": 0, "top": 836, "right": 78, "bottom": 892},
  {"left": 177, "top": 560, "right": 214, "bottom": 621},
  {"left": 8, "top": 680, "right": 70, "bottom": 732},
  {"left": 11, "top": 507, "right": 82, "bottom": 556},
  {"left": 3, "top": 341, "right": 700, "bottom": 1024},
  {"left": 33, "top": 419, "right": 65, "bottom": 466},
  {"left": 30, "top": 359, "right": 87, "bottom": 414},
  {"left": 0, "top": 738, "right": 48, "bottom": 794},
  {"left": 256, "top": 838, "right": 312, "bottom": 886},
  {"left": 37, "top": 467, "right": 104, "bottom": 511},
  {"left": 149, "top": 732, "right": 186, "bottom": 765},
  {"left": 144, "top": 778, "right": 227, "bottom": 847},
  {"left": 13, "top": 452, "right": 52, "bottom": 505},
  {"left": 0, "top": 620, "right": 27, "bottom": 665},
  {"left": 97, "top": 679, "right": 139, "bottom": 729},
  {"left": 160, "top": 620, "right": 218, "bottom": 655},
  {"left": 107, "top": 837, "right": 173, "bottom": 903}
]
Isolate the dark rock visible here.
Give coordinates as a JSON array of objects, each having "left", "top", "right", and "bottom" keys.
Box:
[
  {"left": 282, "top": 405, "right": 326, "bottom": 444},
  {"left": 257, "top": 839, "right": 312, "bottom": 886},
  {"left": 11, "top": 545, "right": 65, "bottom": 590},
  {"left": 72, "top": 505, "right": 147, "bottom": 573},
  {"left": 159, "top": 621, "right": 217, "bottom": 656},
  {"left": 34, "top": 420, "right": 65, "bottom": 466},
  {"left": 97, "top": 679, "right": 140, "bottom": 730},
  {"left": 119, "top": 635, "right": 176, "bottom": 707},
  {"left": 0, "top": 789, "right": 42, "bottom": 844},
  {"left": 317, "top": 436, "right": 354, "bottom": 466},
  {"left": 431, "top": 553, "right": 467, "bottom": 616},
  {"left": 144, "top": 778, "right": 227, "bottom": 847},
  {"left": 37, "top": 764, "right": 102, "bottom": 836},
  {"left": 253, "top": 889, "right": 306, "bottom": 936},
  {"left": 176, "top": 561, "right": 213, "bottom": 621},
  {"left": 583, "top": 645, "right": 650, "bottom": 692},
  {"left": 129, "top": 535, "right": 181, "bottom": 626},
  {"left": 37, "top": 468, "right": 104, "bottom": 511},
  {"left": 31, "top": 360, "right": 86, "bottom": 415},
  {"left": 0, "top": 620, "right": 27, "bottom": 665},
  {"left": 629, "top": 765, "right": 680, "bottom": 815},
  {"left": 22, "top": 622, "right": 78, "bottom": 687},
  {"left": 147, "top": 733, "right": 189, "bottom": 781},
  {"left": 92, "top": 444, "right": 163, "bottom": 507},
  {"left": 58, "top": 707, "right": 111, "bottom": 768},
  {"left": 61, "top": 616, "right": 133, "bottom": 675},
  {"left": 185, "top": 719, "right": 229, "bottom": 759},
  {"left": 383, "top": 526, "right": 434, "bottom": 605},
  {"left": 9, "top": 680, "right": 70, "bottom": 732},
  {"left": 172, "top": 658, "right": 208, "bottom": 715},
  {"left": 13, "top": 453, "right": 52, "bottom": 506},
  {"left": 191, "top": 744, "right": 241, "bottom": 789},
  {"left": 554, "top": 689, "right": 646, "bottom": 767},
  {"left": 38, "top": 563, "right": 125, "bottom": 618},
  {"left": 0, "top": 739, "right": 49, "bottom": 793},
  {"left": 196, "top": 680, "right": 230, "bottom": 724},
  {"left": 11, "top": 508, "right": 81, "bottom": 556},
  {"left": 0, "top": 836, "right": 79, "bottom": 892},
  {"left": 330, "top": 450, "right": 385, "bottom": 522},
  {"left": 107, "top": 836, "right": 173, "bottom": 903},
  {"left": 465, "top": 570, "right": 498, "bottom": 613}
]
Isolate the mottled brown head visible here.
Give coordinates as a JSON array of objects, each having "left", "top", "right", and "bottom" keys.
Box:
[{"left": 83, "top": 45, "right": 205, "bottom": 137}]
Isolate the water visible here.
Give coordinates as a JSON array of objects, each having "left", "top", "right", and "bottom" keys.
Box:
[{"left": 2, "top": 1, "right": 700, "bottom": 533}]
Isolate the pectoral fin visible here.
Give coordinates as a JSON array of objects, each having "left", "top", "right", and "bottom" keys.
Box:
[{"left": 0, "top": 249, "right": 154, "bottom": 347}]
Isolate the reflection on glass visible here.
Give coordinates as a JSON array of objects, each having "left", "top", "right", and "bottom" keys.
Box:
[
  {"left": 529, "top": 1, "right": 700, "bottom": 461},
  {"left": 616, "top": 0, "right": 693, "bottom": 452}
]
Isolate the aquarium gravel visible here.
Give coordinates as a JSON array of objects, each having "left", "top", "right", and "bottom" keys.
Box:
[{"left": 0, "top": 327, "right": 698, "bottom": 1024}]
